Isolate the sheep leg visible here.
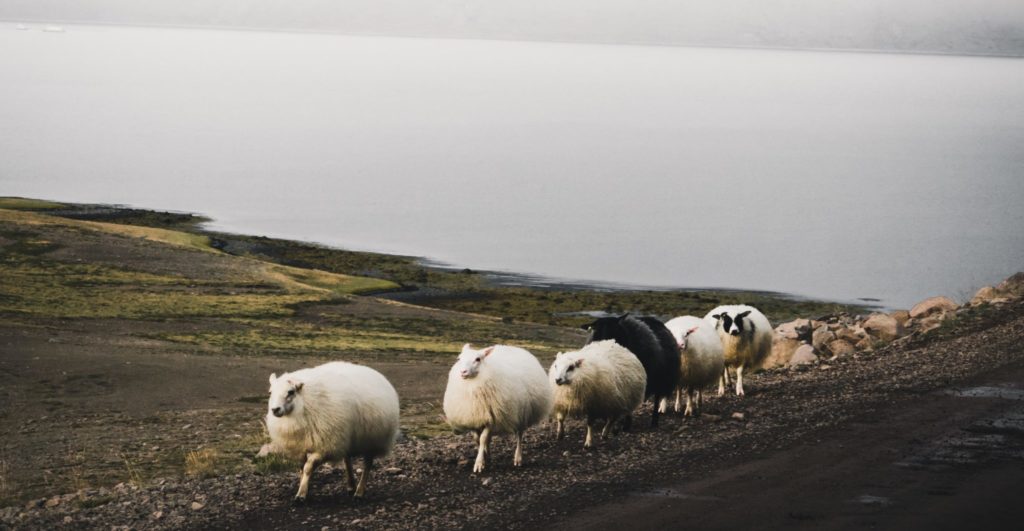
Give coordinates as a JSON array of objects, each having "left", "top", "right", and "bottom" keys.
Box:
[
  {"left": 342, "top": 456, "right": 356, "bottom": 492},
  {"left": 718, "top": 369, "right": 727, "bottom": 396},
  {"left": 555, "top": 413, "right": 565, "bottom": 440},
  {"left": 621, "top": 414, "right": 632, "bottom": 433},
  {"left": 473, "top": 427, "right": 491, "bottom": 473},
  {"left": 601, "top": 418, "right": 613, "bottom": 438},
  {"left": 651, "top": 396, "right": 661, "bottom": 428},
  {"left": 674, "top": 387, "right": 683, "bottom": 413},
  {"left": 513, "top": 432, "right": 524, "bottom": 467},
  {"left": 295, "top": 452, "right": 322, "bottom": 501},
  {"left": 354, "top": 456, "right": 373, "bottom": 497},
  {"left": 697, "top": 390, "right": 704, "bottom": 408},
  {"left": 584, "top": 421, "right": 594, "bottom": 449},
  {"left": 657, "top": 396, "right": 668, "bottom": 414},
  {"left": 736, "top": 365, "right": 745, "bottom": 396},
  {"left": 684, "top": 387, "right": 696, "bottom": 417}
]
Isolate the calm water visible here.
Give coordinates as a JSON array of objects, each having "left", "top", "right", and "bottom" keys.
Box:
[{"left": 1, "top": 23, "right": 1022, "bottom": 309}]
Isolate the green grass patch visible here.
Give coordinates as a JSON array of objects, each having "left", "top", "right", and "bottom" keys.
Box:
[{"left": 0, "top": 197, "right": 65, "bottom": 210}]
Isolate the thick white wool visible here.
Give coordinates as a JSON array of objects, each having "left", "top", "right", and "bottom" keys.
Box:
[
  {"left": 443, "top": 345, "right": 553, "bottom": 436},
  {"left": 665, "top": 315, "right": 725, "bottom": 390},
  {"left": 704, "top": 305, "right": 773, "bottom": 370},
  {"left": 549, "top": 340, "right": 646, "bottom": 422},
  {"left": 265, "top": 361, "right": 400, "bottom": 463}
]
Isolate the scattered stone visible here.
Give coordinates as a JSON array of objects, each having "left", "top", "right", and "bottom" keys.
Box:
[
  {"left": 909, "top": 296, "right": 958, "bottom": 319},
  {"left": 812, "top": 327, "right": 836, "bottom": 350},
  {"left": 152, "top": 511, "right": 163, "bottom": 520},
  {"left": 190, "top": 502, "right": 204, "bottom": 511},
  {"left": 481, "top": 477, "right": 492, "bottom": 486},
  {"left": 384, "top": 467, "right": 403, "bottom": 475},
  {"left": 765, "top": 336, "right": 802, "bottom": 369},
  {"left": 996, "top": 272, "right": 1024, "bottom": 296},
  {"left": 971, "top": 286, "right": 998, "bottom": 306},
  {"left": 863, "top": 313, "right": 902, "bottom": 342},
  {"left": 44, "top": 496, "right": 60, "bottom": 508},
  {"left": 789, "top": 345, "right": 818, "bottom": 367},
  {"left": 890, "top": 310, "right": 911, "bottom": 327},
  {"left": 731, "top": 412, "right": 746, "bottom": 421},
  {"left": 63, "top": 516, "right": 72, "bottom": 524},
  {"left": 828, "top": 339, "right": 856, "bottom": 357}
]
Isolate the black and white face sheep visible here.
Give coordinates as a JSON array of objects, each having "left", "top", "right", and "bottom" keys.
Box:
[
  {"left": 582, "top": 314, "right": 682, "bottom": 428},
  {"left": 704, "top": 305, "right": 773, "bottom": 396},
  {"left": 264, "top": 361, "right": 400, "bottom": 500}
]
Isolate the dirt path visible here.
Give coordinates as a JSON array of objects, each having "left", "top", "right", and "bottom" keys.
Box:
[
  {"left": 5, "top": 301, "right": 1022, "bottom": 530},
  {"left": 559, "top": 361, "right": 1024, "bottom": 530}
]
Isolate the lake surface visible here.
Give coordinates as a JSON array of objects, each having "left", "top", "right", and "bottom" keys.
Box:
[{"left": 1, "top": 23, "right": 1022, "bottom": 309}]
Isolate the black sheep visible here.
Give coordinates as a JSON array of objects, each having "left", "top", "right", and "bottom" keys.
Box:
[{"left": 583, "top": 314, "right": 681, "bottom": 427}]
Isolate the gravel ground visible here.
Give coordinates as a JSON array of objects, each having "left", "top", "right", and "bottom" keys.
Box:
[{"left": 4, "top": 300, "right": 1022, "bottom": 530}]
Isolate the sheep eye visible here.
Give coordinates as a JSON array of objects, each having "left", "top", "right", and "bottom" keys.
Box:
[
  {"left": 567, "top": 366, "right": 574, "bottom": 372},
  {"left": 475, "top": 357, "right": 480, "bottom": 362},
  {"left": 287, "top": 389, "right": 295, "bottom": 397}
]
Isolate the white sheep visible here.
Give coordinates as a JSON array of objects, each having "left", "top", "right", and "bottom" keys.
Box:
[
  {"left": 663, "top": 315, "right": 725, "bottom": 416},
  {"left": 548, "top": 340, "right": 646, "bottom": 448},
  {"left": 265, "top": 361, "right": 400, "bottom": 500},
  {"left": 704, "top": 305, "right": 773, "bottom": 396},
  {"left": 443, "top": 344, "right": 553, "bottom": 474}
]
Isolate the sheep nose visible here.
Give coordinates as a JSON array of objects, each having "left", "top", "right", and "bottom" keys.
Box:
[
  {"left": 556, "top": 378, "right": 566, "bottom": 385},
  {"left": 271, "top": 407, "right": 284, "bottom": 417},
  {"left": 460, "top": 370, "right": 470, "bottom": 378},
  {"left": 730, "top": 330, "right": 740, "bottom": 336}
]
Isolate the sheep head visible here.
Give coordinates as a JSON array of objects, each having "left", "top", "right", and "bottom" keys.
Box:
[
  {"left": 267, "top": 373, "right": 305, "bottom": 418},
  {"left": 455, "top": 344, "right": 495, "bottom": 379},
  {"left": 551, "top": 353, "right": 584, "bottom": 386},
  {"left": 678, "top": 326, "right": 700, "bottom": 350}
]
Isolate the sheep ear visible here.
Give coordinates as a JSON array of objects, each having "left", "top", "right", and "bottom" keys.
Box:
[
  {"left": 686, "top": 326, "right": 699, "bottom": 336},
  {"left": 461, "top": 343, "right": 473, "bottom": 353},
  {"left": 738, "top": 310, "right": 751, "bottom": 318},
  {"left": 268, "top": 373, "right": 278, "bottom": 385},
  {"left": 555, "top": 352, "right": 563, "bottom": 358},
  {"left": 619, "top": 313, "right": 631, "bottom": 321},
  {"left": 574, "top": 359, "right": 583, "bottom": 368},
  {"left": 711, "top": 313, "right": 722, "bottom": 320},
  {"left": 290, "top": 381, "right": 304, "bottom": 393},
  {"left": 481, "top": 346, "right": 495, "bottom": 358},
  {"left": 580, "top": 322, "right": 593, "bottom": 331}
]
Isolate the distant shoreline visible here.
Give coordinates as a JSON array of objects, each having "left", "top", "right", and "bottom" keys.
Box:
[{"left": 3, "top": 19, "right": 1022, "bottom": 60}]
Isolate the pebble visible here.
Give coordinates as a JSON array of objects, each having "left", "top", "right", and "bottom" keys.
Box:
[
  {"left": 152, "top": 511, "right": 163, "bottom": 520},
  {"left": 731, "top": 412, "right": 746, "bottom": 421},
  {"left": 190, "top": 502, "right": 204, "bottom": 511},
  {"left": 44, "top": 496, "right": 60, "bottom": 508}
]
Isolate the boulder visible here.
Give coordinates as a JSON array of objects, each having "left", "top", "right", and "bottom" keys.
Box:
[
  {"left": 996, "top": 272, "right": 1024, "bottom": 297},
  {"left": 812, "top": 326, "right": 836, "bottom": 350},
  {"left": 774, "top": 319, "right": 809, "bottom": 340},
  {"left": 789, "top": 345, "right": 818, "bottom": 367},
  {"left": 862, "top": 313, "right": 902, "bottom": 342},
  {"left": 917, "top": 315, "right": 945, "bottom": 334},
  {"left": 835, "top": 325, "right": 867, "bottom": 343},
  {"left": 970, "top": 286, "right": 998, "bottom": 306},
  {"left": 827, "top": 339, "right": 856, "bottom": 357},
  {"left": 909, "top": 296, "right": 958, "bottom": 319},
  {"left": 890, "top": 310, "right": 911, "bottom": 327},
  {"left": 764, "top": 336, "right": 802, "bottom": 369}
]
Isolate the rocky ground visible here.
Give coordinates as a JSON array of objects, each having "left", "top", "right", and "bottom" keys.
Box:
[
  {"left": 1, "top": 199, "right": 1021, "bottom": 530},
  {"left": 4, "top": 297, "right": 1022, "bottom": 530}
]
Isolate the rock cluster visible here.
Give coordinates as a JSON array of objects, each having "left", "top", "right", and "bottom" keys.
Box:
[{"left": 765, "top": 272, "right": 1024, "bottom": 369}]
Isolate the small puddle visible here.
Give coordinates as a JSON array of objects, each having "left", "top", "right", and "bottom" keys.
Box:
[
  {"left": 850, "top": 494, "right": 892, "bottom": 506},
  {"left": 632, "top": 488, "right": 722, "bottom": 501},
  {"left": 943, "top": 386, "right": 1024, "bottom": 400}
]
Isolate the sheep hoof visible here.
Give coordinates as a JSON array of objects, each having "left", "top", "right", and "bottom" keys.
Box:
[{"left": 292, "top": 495, "right": 307, "bottom": 505}]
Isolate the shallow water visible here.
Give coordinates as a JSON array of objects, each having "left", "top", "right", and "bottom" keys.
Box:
[{"left": 1, "top": 23, "right": 1022, "bottom": 308}]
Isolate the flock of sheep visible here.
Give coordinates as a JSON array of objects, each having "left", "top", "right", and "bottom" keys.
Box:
[{"left": 263, "top": 304, "right": 773, "bottom": 501}]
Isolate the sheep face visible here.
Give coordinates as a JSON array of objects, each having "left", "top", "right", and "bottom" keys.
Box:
[
  {"left": 679, "top": 326, "right": 700, "bottom": 350},
  {"left": 267, "top": 373, "right": 305, "bottom": 418},
  {"left": 712, "top": 311, "right": 752, "bottom": 337},
  {"left": 550, "top": 354, "right": 584, "bottom": 386},
  {"left": 454, "top": 344, "right": 495, "bottom": 379}
]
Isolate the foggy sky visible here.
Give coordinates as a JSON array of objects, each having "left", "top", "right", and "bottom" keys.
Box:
[{"left": 2, "top": 0, "right": 1024, "bottom": 56}]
